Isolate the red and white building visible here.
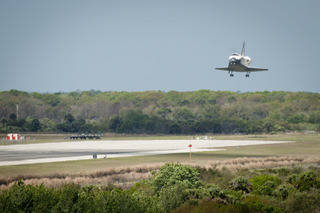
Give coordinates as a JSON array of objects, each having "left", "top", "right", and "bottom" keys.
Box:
[{"left": 7, "top": 133, "right": 20, "bottom": 141}]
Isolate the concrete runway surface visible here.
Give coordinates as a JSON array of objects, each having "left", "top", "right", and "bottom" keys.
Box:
[{"left": 0, "top": 140, "right": 292, "bottom": 166}]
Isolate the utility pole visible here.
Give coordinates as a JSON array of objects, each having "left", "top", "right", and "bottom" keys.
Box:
[
  {"left": 16, "top": 104, "right": 19, "bottom": 120},
  {"left": 188, "top": 144, "right": 192, "bottom": 162}
]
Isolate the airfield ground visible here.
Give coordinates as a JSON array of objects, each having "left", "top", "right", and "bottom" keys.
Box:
[{"left": 0, "top": 133, "right": 319, "bottom": 179}]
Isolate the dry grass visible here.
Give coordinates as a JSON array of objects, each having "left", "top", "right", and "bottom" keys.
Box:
[
  {"left": 0, "top": 163, "right": 162, "bottom": 191},
  {"left": 201, "top": 156, "right": 320, "bottom": 171},
  {"left": 1, "top": 157, "right": 319, "bottom": 191}
]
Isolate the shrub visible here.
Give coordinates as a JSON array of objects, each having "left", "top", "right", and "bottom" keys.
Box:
[
  {"left": 230, "top": 176, "right": 252, "bottom": 193},
  {"left": 196, "top": 166, "right": 222, "bottom": 183},
  {"left": 205, "top": 184, "right": 225, "bottom": 199},
  {"left": 5, "top": 181, "right": 35, "bottom": 212},
  {"left": 52, "top": 184, "right": 79, "bottom": 212},
  {"left": 185, "top": 188, "right": 208, "bottom": 200},
  {"left": 224, "top": 190, "right": 243, "bottom": 205},
  {"left": 257, "top": 181, "right": 278, "bottom": 196},
  {"left": 158, "top": 183, "right": 188, "bottom": 213},
  {"left": 251, "top": 175, "right": 280, "bottom": 196},
  {"left": 286, "top": 173, "right": 299, "bottom": 186},
  {"left": 0, "top": 181, "right": 57, "bottom": 213},
  {"left": 297, "top": 170, "right": 320, "bottom": 191},
  {"left": 273, "top": 183, "right": 296, "bottom": 200},
  {"left": 287, "top": 192, "right": 320, "bottom": 212},
  {"left": 275, "top": 167, "right": 291, "bottom": 176},
  {"left": 151, "top": 163, "right": 202, "bottom": 193},
  {"left": 243, "top": 195, "right": 286, "bottom": 213}
]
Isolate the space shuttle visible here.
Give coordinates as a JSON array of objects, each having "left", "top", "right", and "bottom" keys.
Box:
[{"left": 215, "top": 42, "right": 268, "bottom": 77}]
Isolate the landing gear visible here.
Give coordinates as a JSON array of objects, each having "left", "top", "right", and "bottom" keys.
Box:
[
  {"left": 230, "top": 74, "right": 234, "bottom": 77},
  {"left": 245, "top": 74, "right": 249, "bottom": 77}
]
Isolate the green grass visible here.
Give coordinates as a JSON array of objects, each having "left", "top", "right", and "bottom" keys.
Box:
[{"left": 0, "top": 133, "right": 319, "bottom": 178}]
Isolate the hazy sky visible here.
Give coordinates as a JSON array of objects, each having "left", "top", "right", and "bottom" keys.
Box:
[{"left": 1, "top": 1, "right": 319, "bottom": 93}]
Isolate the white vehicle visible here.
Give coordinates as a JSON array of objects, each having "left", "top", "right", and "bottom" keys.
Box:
[{"left": 215, "top": 42, "right": 268, "bottom": 77}]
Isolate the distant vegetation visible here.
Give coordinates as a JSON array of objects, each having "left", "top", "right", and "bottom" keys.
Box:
[
  {"left": 1, "top": 89, "right": 320, "bottom": 134},
  {"left": 1, "top": 162, "right": 320, "bottom": 212}
]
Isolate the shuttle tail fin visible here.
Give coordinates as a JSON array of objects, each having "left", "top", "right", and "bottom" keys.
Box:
[{"left": 241, "top": 41, "right": 245, "bottom": 56}]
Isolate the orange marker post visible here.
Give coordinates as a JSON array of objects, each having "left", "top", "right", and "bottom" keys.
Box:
[{"left": 188, "top": 144, "right": 192, "bottom": 161}]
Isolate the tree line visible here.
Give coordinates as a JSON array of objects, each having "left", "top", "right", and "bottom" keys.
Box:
[{"left": 0, "top": 89, "right": 320, "bottom": 134}]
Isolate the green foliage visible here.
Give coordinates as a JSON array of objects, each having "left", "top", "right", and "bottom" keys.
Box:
[
  {"left": 296, "top": 170, "right": 320, "bottom": 191},
  {"left": 41, "top": 93, "right": 61, "bottom": 107},
  {"left": 1, "top": 165, "right": 320, "bottom": 212},
  {"left": 5, "top": 181, "right": 34, "bottom": 212},
  {"left": 273, "top": 183, "right": 296, "bottom": 200},
  {"left": 241, "top": 195, "right": 286, "bottom": 213},
  {"left": 286, "top": 173, "right": 299, "bottom": 186},
  {"left": 151, "top": 163, "right": 202, "bottom": 193},
  {"left": 230, "top": 176, "right": 252, "bottom": 193},
  {"left": 158, "top": 183, "right": 188, "bottom": 213},
  {"left": 108, "top": 115, "right": 123, "bottom": 132},
  {"left": 157, "top": 108, "right": 171, "bottom": 119},
  {"left": 53, "top": 184, "right": 79, "bottom": 212},
  {"left": 1, "top": 90, "right": 320, "bottom": 133},
  {"left": 287, "top": 192, "right": 320, "bottom": 213},
  {"left": 226, "top": 190, "right": 247, "bottom": 205},
  {"left": 173, "top": 107, "right": 194, "bottom": 121},
  {"left": 251, "top": 175, "right": 281, "bottom": 196},
  {"left": 205, "top": 184, "right": 226, "bottom": 199},
  {"left": 9, "top": 113, "right": 17, "bottom": 121}
]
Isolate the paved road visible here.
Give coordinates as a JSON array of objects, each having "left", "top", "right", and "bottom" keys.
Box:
[{"left": 0, "top": 140, "right": 291, "bottom": 166}]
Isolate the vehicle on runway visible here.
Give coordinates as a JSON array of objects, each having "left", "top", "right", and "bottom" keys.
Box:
[{"left": 215, "top": 42, "right": 268, "bottom": 77}]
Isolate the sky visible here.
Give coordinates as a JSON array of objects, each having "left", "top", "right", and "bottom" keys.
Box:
[{"left": 1, "top": 0, "right": 319, "bottom": 93}]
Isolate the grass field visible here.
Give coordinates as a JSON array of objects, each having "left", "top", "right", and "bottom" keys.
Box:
[{"left": 0, "top": 133, "right": 319, "bottom": 178}]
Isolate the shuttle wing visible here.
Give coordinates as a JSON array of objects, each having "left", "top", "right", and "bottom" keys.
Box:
[
  {"left": 215, "top": 67, "right": 229, "bottom": 71},
  {"left": 246, "top": 67, "right": 268, "bottom": 72}
]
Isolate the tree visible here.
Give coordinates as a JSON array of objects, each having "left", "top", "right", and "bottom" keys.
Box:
[
  {"left": 173, "top": 107, "right": 194, "bottom": 121},
  {"left": 152, "top": 163, "right": 202, "bottom": 193},
  {"left": 9, "top": 113, "right": 17, "bottom": 121},
  {"left": 64, "top": 114, "right": 75, "bottom": 124},
  {"left": 157, "top": 108, "right": 171, "bottom": 119},
  {"left": 41, "top": 94, "right": 60, "bottom": 107},
  {"left": 1, "top": 117, "right": 8, "bottom": 126},
  {"left": 108, "top": 115, "right": 123, "bottom": 132}
]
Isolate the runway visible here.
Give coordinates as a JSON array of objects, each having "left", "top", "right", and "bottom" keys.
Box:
[{"left": 0, "top": 139, "right": 292, "bottom": 166}]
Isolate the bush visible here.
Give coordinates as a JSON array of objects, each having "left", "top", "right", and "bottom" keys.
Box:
[
  {"left": 287, "top": 192, "right": 320, "bottom": 212},
  {"left": 151, "top": 163, "right": 202, "bottom": 193},
  {"left": 297, "top": 170, "right": 320, "bottom": 191},
  {"left": 52, "top": 184, "right": 79, "bottom": 212},
  {"left": 251, "top": 175, "right": 280, "bottom": 196},
  {"left": 230, "top": 176, "right": 252, "bottom": 193},
  {"left": 196, "top": 166, "right": 222, "bottom": 183},
  {"left": 0, "top": 181, "right": 57, "bottom": 213},
  {"left": 1, "top": 181, "right": 35, "bottom": 212},
  {"left": 205, "top": 184, "right": 226, "bottom": 199},
  {"left": 286, "top": 173, "right": 299, "bottom": 186},
  {"left": 185, "top": 188, "right": 208, "bottom": 200},
  {"left": 272, "top": 183, "right": 296, "bottom": 200},
  {"left": 242, "top": 195, "right": 286, "bottom": 213},
  {"left": 224, "top": 190, "right": 243, "bottom": 205},
  {"left": 158, "top": 183, "right": 188, "bottom": 213}
]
